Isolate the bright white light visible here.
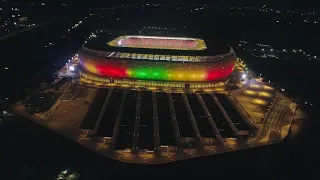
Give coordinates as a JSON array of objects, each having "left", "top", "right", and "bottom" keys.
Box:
[
  {"left": 118, "top": 40, "right": 122, "bottom": 46},
  {"left": 108, "top": 52, "right": 115, "bottom": 57},
  {"left": 124, "top": 35, "right": 196, "bottom": 41},
  {"left": 270, "top": 49, "right": 273, "bottom": 51},
  {"left": 69, "top": 66, "right": 75, "bottom": 71},
  {"left": 242, "top": 74, "right": 247, "bottom": 79}
]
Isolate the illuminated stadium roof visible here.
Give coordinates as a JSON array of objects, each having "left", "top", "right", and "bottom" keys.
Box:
[
  {"left": 84, "top": 34, "right": 231, "bottom": 56},
  {"left": 79, "top": 34, "right": 237, "bottom": 82},
  {"left": 107, "top": 35, "right": 207, "bottom": 50}
]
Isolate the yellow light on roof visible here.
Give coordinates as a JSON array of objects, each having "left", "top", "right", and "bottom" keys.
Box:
[
  {"left": 252, "top": 98, "right": 267, "bottom": 105},
  {"left": 244, "top": 90, "right": 257, "bottom": 95},
  {"left": 259, "top": 91, "right": 272, "bottom": 98}
]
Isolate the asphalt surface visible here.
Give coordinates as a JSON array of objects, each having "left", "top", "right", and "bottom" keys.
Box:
[{"left": 257, "top": 96, "right": 293, "bottom": 142}]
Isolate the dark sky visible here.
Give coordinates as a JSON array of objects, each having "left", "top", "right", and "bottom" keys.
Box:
[
  {"left": 6, "top": 0, "right": 317, "bottom": 10},
  {"left": 98, "top": 0, "right": 319, "bottom": 10}
]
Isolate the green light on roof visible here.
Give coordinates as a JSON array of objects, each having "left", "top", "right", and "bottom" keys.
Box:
[{"left": 130, "top": 67, "right": 168, "bottom": 80}]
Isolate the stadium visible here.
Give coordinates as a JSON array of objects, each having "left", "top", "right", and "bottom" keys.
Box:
[
  {"left": 15, "top": 32, "right": 298, "bottom": 164},
  {"left": 79, "top": 35, "right": 237, "bottom": 88}
]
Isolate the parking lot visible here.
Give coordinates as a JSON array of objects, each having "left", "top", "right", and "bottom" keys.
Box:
[
  {"left": 79, "top": 88, "right": 107, "bottom": 130},
  {"left": 137, "top": 91, "right": 154, "bottom": 151},
  {"left": 97, "top": 89, "right": 124, "bottom": 138},
  {"left": 62, "top": 85, "right": 93, "bottom": 101},
  {"left": 171, "top": 93, "right": 198, "bottom": 149},
  {"left": 157, "top": 92, "right": 176, "bottom": 147},
  {"left": 231, "top": 82, "right": 276, "bottom": 124},
  {"left": 215, "top": 93, "right": 251, "bottom": 131},
  {"left": 201, "top": 93, "right": 236, "bottom": 138},
  {"left": 24, "top": 91, "right": 63, "bottom": 114},
  {"left": 115, "top": 90, "right": 138, "bottom": 150},
  {"left": 186, "top": 93, "right": 216, "bottom": 138},
  {"left": 19, "top": 81, "right": 281, "bottom": 163},
  {"left": 46, "top": 100, "right": 90, "bottom": 134}
]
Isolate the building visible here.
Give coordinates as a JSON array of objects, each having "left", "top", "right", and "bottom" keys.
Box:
[{"left": 79, "top": 35, "right": 237, "bottom": 88}]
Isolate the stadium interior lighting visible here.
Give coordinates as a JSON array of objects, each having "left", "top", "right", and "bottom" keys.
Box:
[{"left": 108, "top": 35, "right": 207, "bottom": 50}]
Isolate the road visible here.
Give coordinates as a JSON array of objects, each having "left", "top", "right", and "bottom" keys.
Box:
[
  {"left": 257, "top": 96, "right": 291, "bottom": 142},
  {"left": 0, "top": 17, "right": 66, "bottom": 42}
]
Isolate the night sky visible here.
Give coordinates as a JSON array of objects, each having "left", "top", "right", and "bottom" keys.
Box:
[
  {"left": 19, "top": 0, "right": 316, "bottom": 10},
  {"left": 95, "top": 0, "right": 319, "bottom": 10}
]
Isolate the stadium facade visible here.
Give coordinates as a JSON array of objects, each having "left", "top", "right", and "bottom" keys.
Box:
[{"left": 79, "top": 35, "right": 236, "bottom": 88}]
